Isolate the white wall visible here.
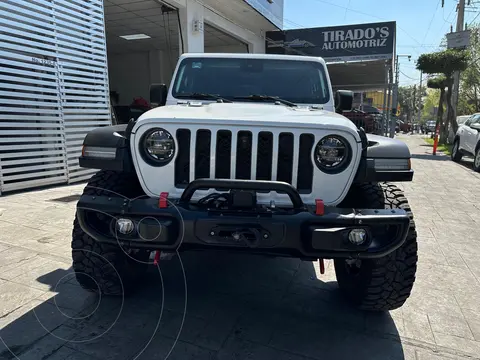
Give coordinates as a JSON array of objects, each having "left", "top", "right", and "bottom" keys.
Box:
[
  {"left": 176, "top": 0, "right": 265, "bottom": 55},
  {"left": 108, "top": 50, "right": 178, "bottom": 105}
]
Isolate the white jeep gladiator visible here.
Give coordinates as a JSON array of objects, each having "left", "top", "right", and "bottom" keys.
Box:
[{"left": 74, "top": 53, "right": 417, "bottom": 311}]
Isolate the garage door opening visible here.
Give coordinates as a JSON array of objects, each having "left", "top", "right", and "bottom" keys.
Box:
[
  {"left": 104, "top": 0, "right": 179, "bottom": 124},
  {"left": 204, "top": 23, "right": 249, "bottom": 53}
]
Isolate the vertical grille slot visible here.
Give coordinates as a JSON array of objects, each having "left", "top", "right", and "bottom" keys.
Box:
[
  {"left": 235, "top": 131, "right": 252, "bottom": 179},
  {"left": 174, "top": 129, "right": 191, "bottom": 188},
  {"left": 215, "top": 130, "right": 232, "bottom": 179},
  {"left": 195, "top": 129, "right": 211, "bottom": 179},
  {"left": 256, "top": 131, "right": 273, "bottom": 181},
  {"left": 276, "top": 132, "right": 294, "bottom": 184},
  {"left": 297, "top": 134, "right": 315, "bottom": 194}
]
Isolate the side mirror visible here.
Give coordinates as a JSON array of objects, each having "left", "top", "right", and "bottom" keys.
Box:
[
  {"left": 470, "top": 123, "right": 480, "bottom": 131},
  {"left": 335, "top": 90, "right": 353, "bottom": 114},
  {"left": 150, "top": 83, "right": 167, "bottom": 107}
]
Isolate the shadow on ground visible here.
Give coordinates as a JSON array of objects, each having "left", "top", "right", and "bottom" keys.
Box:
[{"left": 0, "top": 253, "right": 407, "bottom": 360}]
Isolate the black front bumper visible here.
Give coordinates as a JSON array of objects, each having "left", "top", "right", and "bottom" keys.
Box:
[{"left": 76, "top": 179, "right": 410, "bottom": 259}]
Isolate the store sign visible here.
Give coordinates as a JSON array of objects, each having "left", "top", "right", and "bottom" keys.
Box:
[
  {"left": 446, "top": 30, "right": 471, "bottom": 49},
  {"left": 244, "top": 0, "right": 283, "bottom": 29},
  {"left": 266, "top": 21, "right": 396, "bottom": 62}
]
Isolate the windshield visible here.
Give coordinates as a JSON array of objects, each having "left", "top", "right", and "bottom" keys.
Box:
[{"left": 172, "top": 57, "right": 330, "bottom": 105}]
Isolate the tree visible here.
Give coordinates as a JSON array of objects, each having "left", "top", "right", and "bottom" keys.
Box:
[
  {"left": 458, "top": 25, "right": 480, "bottom": 114},
  {"left": 416, "top": 49, "right": 469, "bottom": 135},
  {"left": 398, "top": 86, "right": 418, "bottom": 123},
  {"left": 422, "top": 88, "right": 440, "bottom": 120},
  {"left": 427, "top": 76, "right": 447, "bottom": 142}
]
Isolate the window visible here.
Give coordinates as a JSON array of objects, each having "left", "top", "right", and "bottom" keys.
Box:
[
  {"left": 172, "top": 57, "right": 330, "bottom": 104},
  {"left": 464, "top": 116, "right": 474, "bottom": 126}
]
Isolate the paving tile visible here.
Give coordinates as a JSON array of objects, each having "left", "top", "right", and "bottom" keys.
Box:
[
  {"left": 0, "top": 247, "right": 40, "bottom": 273},
  {"left": 428, "top": 312, "right": 474, "bottom": 340},
  {"left": 401, "top": 311, "right": 436, "bottom": 345},
  {"left": 218, "top": 334, "right": 309, "bottom": 360},
  {"left": 135, "top": 335, "right": 216, "bottom": 360},
  {"left": 416, "top": 349, "right": 472, "bottom": 360},
  {"left": 0, "top": 243, "right": 10, "bottom": 253},
  {"left": 462, "top": 309, "right": 480, "bottom": 342},
  {"left": 0, "top": 299, "right": 75, "bottom": 359},
  {"left": 434, "top": 332, "right": 480, "bottom": 358},
  {"left": 8, "top": 260, "right": 72, "bottom": 292},
  {"left": 0, "top": 281, "right": 46, "bottom": 317}
]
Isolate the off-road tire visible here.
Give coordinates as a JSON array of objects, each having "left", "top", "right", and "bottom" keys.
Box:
[
  {"left": 72, "top": 170, "right": 149, "bottom": 296},
  {"left": 334, "top": 183, "right": 418, "bottom": 311},
  {"left": 451, "top": 139, "right": 463, "bottom": 162}
]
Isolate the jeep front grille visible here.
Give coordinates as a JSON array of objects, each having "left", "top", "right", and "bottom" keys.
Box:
[{"left": 174, "top": 129, "right": 315, "bottom": 194}]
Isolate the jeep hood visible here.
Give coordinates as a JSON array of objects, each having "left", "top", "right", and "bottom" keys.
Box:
[{"left": 136, "top": 102, "right": 359, "bottom": 133}]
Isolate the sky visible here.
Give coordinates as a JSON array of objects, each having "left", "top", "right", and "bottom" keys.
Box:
[{"left": 283, "top": 0, "right": 479, "bottom": 88}]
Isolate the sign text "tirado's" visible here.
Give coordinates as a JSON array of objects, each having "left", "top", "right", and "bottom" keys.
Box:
[{"left": 321, "top": 26, "right": 390, "bottom": 50}]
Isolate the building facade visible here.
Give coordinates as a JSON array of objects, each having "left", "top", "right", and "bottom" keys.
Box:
[{"left": 0, "top": 0, "right": 283, "bottom": 194}]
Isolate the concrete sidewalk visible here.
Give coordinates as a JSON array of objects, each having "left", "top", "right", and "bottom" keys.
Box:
[{"left": 0, "top": 134, "right": 479, "bottom": 360}]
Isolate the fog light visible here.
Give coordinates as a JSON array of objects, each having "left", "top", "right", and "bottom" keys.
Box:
[
  {"left": 348, "top": 229, "right": 367, "bottom": 245},
  {"left": 116, "top": 218, "right": 134, "bottom": 235}
]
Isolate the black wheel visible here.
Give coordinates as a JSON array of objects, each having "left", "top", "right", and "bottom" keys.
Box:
[
  {"left": 451, "top": 139, "right": 463, "bottom": 162},
  {"left": 334, "top": 183, "right": 418, "bottom": 311},
  {"left": 474, "top": 146, "right": 480, "bottom": 173},
  {"left": 72, "top": 170, "right": 150, "bottom": 296}
]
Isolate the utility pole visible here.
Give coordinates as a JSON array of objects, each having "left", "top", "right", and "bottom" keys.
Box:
[
  {"left": 417, "top": 71, "right": 423, "bottom": 123},
  {"left": 391, "top": 54, "right": 411, "bottom": 136},
  {"left": 412, "top": 85, "right": 417, "bottom": 123},
  {"left": 452, "top": 0, "right": 466, "bottom": 118}
]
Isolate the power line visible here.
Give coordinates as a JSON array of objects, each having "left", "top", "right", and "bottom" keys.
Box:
[
  {"left": 344, "top": 0, "right": 351, "bottom": 20},
  {"left": 469, "top": 10, "right": 480, "bottom": 24},
  {"left": 422, "top": 0, "right": 442, "bottom": 46},
  {"left": 400, "top": 70, "right": 419, "bottom": 80}
]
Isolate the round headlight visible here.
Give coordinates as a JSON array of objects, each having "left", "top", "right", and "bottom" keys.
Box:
[
  {"left": 141, "top": 128, "right": 175, "bottom": 165},
  {"left": 314, "top": 135, "right": 351, "bottom": 173}
]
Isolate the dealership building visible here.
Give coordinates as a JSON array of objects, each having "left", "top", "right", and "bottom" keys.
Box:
[
  {"left": 0, "top": 0, "right": 396, "bottom": 194},
  {"left": 0, "top": 0, "right": 284, "bottom": 194}
]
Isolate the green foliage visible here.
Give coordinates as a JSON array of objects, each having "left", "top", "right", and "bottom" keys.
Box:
[
  {"left": 398, "top": 85, "right": 417, "bottom": 122},
  {"left": 458, "top": 26, "right": 480, "bottom": 115},
  {"left": 416, "top": 49, "right": 469, "bottom": 76},
  {"left": 427, "top": 75, "right": 447, "bottom": 89},
  {"left": 422, "top": 88, "right": 441, "bottom": 120}
]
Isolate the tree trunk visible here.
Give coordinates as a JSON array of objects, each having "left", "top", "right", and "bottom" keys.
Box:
[
  {"left": 476, "top": 86, "right": 479, "bottom": 113},
  {"left": 435, "top": 89, "right": 445, "bottom": 142},
  {"left": 445, "top": 82, "right": 458, "bottom": 136}
]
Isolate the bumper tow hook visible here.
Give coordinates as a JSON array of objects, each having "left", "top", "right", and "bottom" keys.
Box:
[{"left": 153, "top": 250, "right": 161, "bottom": 265}]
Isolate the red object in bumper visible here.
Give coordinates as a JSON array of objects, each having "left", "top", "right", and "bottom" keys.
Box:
[
  {"left": 315, "top": 199, "right": 325, "bottom": 216},
  {"left": 159, "top": 192, "right": 169, "bottom": 208},
  {"left": 153, "top": 251, "right": 161, "bottom": 265}
]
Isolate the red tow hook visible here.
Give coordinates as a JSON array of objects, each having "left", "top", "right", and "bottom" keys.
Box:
[
  {"left": 153, "top": 251, "right": 161, "bottom": 265},
  {"left": 159, "top": 192, "right": 169, "bottom": 209},
  {"left": 315, "top": 199, "right": 325, "bottom": 216},
  {"left": 319, "top": 258, "right": 325, "bottom": 274}
]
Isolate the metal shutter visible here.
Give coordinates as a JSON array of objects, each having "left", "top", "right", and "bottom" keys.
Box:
[{"left": 0, "top": 0, "right": 110, "bottom": 194}]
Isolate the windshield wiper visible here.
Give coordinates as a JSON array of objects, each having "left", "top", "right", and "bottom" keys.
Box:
[
  {"left": 175, "top": 93, "right": 232, "bottom": 103},
  {"left": 233, "top": 95, "right": 297, "bottom": 107}
]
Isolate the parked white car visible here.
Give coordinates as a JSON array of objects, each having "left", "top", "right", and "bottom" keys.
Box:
[{"left": 452, "top": 113, "right": 480, "bottom": 172}]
